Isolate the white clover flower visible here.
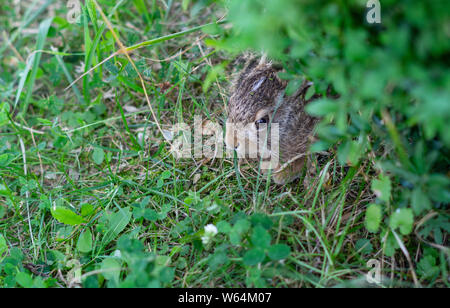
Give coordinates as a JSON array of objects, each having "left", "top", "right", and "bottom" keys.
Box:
[
  {"left": 204, "top": 224, "right": 218, "bottom": 236},
  {"left": 201, "top": 224, "right": 218, "bottom": 245},
  {"left": 113, "top": 249, "right": 122, "bottom": 258},
  {"left": 201, "top": 236, "right": 209, "bottom": 245}
]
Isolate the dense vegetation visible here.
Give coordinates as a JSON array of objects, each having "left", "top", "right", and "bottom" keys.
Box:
[{"left": 0, "top": 0, "right": 448, "bottom": 288}]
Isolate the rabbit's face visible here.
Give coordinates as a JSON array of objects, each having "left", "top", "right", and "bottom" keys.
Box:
[
  {"left": 225, "top": 59, "right": 285, "bottom": 158},
  {"left": 225, "top": 67, "right": 285, "bottom": 158},
  {"left": 225, "top": 108, "right": 273, "bottom": 158}
]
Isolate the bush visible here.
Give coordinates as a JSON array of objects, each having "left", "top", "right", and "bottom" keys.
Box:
[{"left": 216, "top": 0, "right": 449, "bottom": 263}]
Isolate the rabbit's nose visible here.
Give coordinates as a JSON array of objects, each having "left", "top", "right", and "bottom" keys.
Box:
[{"left": 225, "top": 125, "right": 239, "bottom": 150}]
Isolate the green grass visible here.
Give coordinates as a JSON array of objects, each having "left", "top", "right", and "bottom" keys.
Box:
[{"left": 0, "top": 1, "right": 447, "bottom": 288}]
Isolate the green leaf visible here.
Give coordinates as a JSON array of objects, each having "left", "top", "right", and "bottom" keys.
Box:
[
  {"left": 250, "top": 213, "right": 273, "bottom": 229},
  {"left": 33, "top": 276, "right": 46, "bottom": 288},
  {"left": 371, "top": 174, "right": 391, "bottom": 202},
  {"left": 77, "top": 229, "right": 93, "bottom": 253},
  {"left": 160, "top": 267, "right": 175, "bottom": 284},
  {"left": 102, "top": 207, "right": 132, "bottom": 245},
  {"left": 157, "top": 204, "right": 171, "bottom": 220},
  {"left": 81, "top": 203, "right": 94, "bottom": 217},
  {"left": 101, "top": 258, "right": 121, "bottom": 283},
  {"left": 0, "top": 154, "right": 9, "bottom": 167},
  {"left": 156, "top": 255, "right": 171, "bottom": 267},
  {"left": 285, "top": 79, "right": 302, "bottom": 96},
  {"left": 51, "top": 206, "right": 85, "bottom": 226},
  {"left": 208, "top": 250, "right": 228, "bottom": 270},
  {"left": 417, "top": 255, "right": 440, "bottom": 279},
  {"left": 141, "top": 196, "right": 151, "bottom": 207},
  {"left": 143, "top": 209, "right": 158, "bottom": 221},
  {"left": 355, "top": 239, "right": 373, "bottom": 255},
  {"left": 338, "top": 139, "right": 363, "bottom": 166},
  {"left": 0, "top": 183, "right": 11, "bottom": 197},
  {"left": 157, "top": 170, "right": 172, "bottom": 187},
  {"left": 15, "top": 272, "right": 34, "bottom": 288},
  {"left": 56, "top": 226, "right": 73, "bottom": 241},
  {"left": 217, "top": 221, "right": 232, "bottom": 234},
  {"left": 92, "top": 148, "right": 105, "bottom": 165},
  {"left": 411, "top": 188, "right": 431, "bottom": 215},
  {"left": 382, "top": 230, "right": 399, "bottom": 257},
  {"left": 203, "top": 64, "right": 224, "bottom": 93},
  {"left": 390, "top": 208, "right": 414, "bottom": 235},
  {"left": 233, "top": 219, "right": 251, "bottom": 234},
  {"left": 305, "top": 98, "right": 339, "bottom": 116},
  {"left": 182, "top": 0, "right": 190, "bottom": 11},
  {"left": 53, "top": 136, "right": 68, "bottom": 149},
  {"left": 0, "top": 102, "right": 10, "bottom": 126},
  {"left": 246, "top": 267, "right": 265, "bottom": 288},
  {"left": 243, "top": 248, "right": 265, "bottom": 266},
  {"left": 251, "top": 226, "right": 271, "bottom": 249},
  {"left": 365, "top": 204, "right": 382, "bottom": 233},
  {"left": 132, "top": 205, "right": 145, "bottom": 220},
  {"left": 0, "top": 234, "right": 7, "bottom": 261},
  {"left": 229, "top": 230, "right": 241, "bottom": 245},
  {"left": 268, "top": 244, "right": 291, "bottom": 260}
]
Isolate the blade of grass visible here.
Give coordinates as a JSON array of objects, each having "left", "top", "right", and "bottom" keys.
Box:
[
  {"left": 14, "top": 49, "right": 81, "bottom": 110},
  {"left": 17, "top": 18, "right": 53, "bottom": 114},
  {"left": 283, "top": 212, "right": 334, "bottom": 267},
  {"left": 392, "top": 230, "right": 420, "bottom": 287},
  {"left": 308, "top": 161, "right": 332, "bottom": 217},
  {"left": 51, "top": 47, "right": 84, "bottom": 105},
  {"left": 82, "top": 5, "right": 93, "bottom": 104},
  {"left": 233, "top": 151, "right": 248, "bottom": 202},
  {"left": 116, "top": 92, "right": 142, "bottom": 151},
  {"left": 132, "top": 0, "right": 152, "bottom": 27},
  {"left": 0, "top": 0, "right": 54, "bottom": 55}
]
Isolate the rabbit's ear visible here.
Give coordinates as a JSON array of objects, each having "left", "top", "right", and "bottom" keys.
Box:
[
  {"left": 234, "top": 58, "right": 259, "bottom": 88},
  {"left": 240, "top": 56, "right": 259, "bottom": 76},
  {"left": 231, "top": 52, "right": 252, "bottom": 67},
  {"left": 230, "top": 53, "right": 258, "bottom": 84}
]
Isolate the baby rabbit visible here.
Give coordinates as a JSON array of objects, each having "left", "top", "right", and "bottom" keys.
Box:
[{"left": 225, "top": 56, "right": 318, "bottom": 184}]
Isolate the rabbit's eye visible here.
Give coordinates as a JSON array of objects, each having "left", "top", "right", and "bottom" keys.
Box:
[{"left": 255, "top": 116, "right": 269, "bottom": 129}]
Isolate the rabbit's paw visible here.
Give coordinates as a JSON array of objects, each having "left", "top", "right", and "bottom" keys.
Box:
[{"left": 271, "top": 159, "right": 305, "bottom": 185}]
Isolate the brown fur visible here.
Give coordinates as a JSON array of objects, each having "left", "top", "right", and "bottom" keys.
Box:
[{"left": 226, "top": 56, "right": 319, "bottom": 184}]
